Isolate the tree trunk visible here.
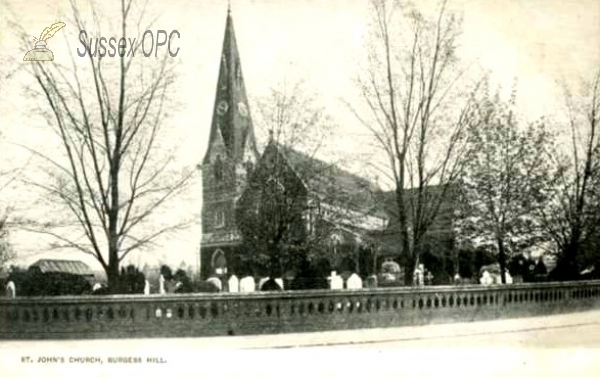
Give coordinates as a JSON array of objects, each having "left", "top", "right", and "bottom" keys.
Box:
[
  {"left": 372, "top": 248, "right": 378, "bottom": 277},
  {"left": 396, "top": 187, "right": 413, "bottom": 286},
  {"left": 561, "top": 238, "right": 580, "bottom": 280},
  {"left": 497, "top": 238, "right": 507, "bottom": 284},
  {"left": 403, "top": 253, "right": 415, "bottom": 286},
  {"left": 268, "top": 242, "right": 281, "bottom": 278},
  {"left": 107, "top": 253, "right": 120, "bottom": 294},
  {"left": 453, "top": 242, "right": 460, "bottom": 278},
  {"left": 354, "top": 243, "right": 361, "bottom": 275}
]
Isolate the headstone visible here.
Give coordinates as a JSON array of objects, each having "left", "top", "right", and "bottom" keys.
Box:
[
  {"left": 505, "top": 272, "right": 513, "bottom": 284},
  {"left": 260, "top": 278, "right": 283, "bottom": 291},
  {"left": 454, "top": 273, "right": 461, "bottom": 285},
  {"left": 5, "top": 281, "right": 15, "bottom": 298},
  {"left": 159, "top": 274, "right": 166, "bottom": 294},
  {"left": 346, "top": 273, "right": 362, "bottom": 290},
  {"left": 480, "top": 271, "right": 493, "bottom": 286},
  {"left": 228, "top": 275, "right": 239, "bottom": 293},
  {"left": 207, "top": 277, "right": 222, "bottom": 291},
  {"left": 240, "top": 276, "right": 255, "bottom": 293},
  {"left": 275, "top": 278, "right": 284, "bottom": 290},
  {"left": 144, "top": 280, "right": 150, "bottom": 295},
  {"left": 425, "top": 271, "right": 434, "bottom": 285},
  {"left": 365, "top": 275, "right": 378, "bottom": 288},
  {"left": 258, "top": 277, "right": 270, "bottom": 290},
  {"left": 329, "top": 271, "right": 343, "bottom": 290},
  {"left": 413, "top": 269, "right": 424, "bottom": 287},
  {"left": 492, "top": 273, "right": 502, "bottom": 285}
]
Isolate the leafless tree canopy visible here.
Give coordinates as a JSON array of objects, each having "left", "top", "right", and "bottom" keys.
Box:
[
  {"left": 252, "top": 78, "right": 337, "bottom": 157},
  {"left": 352, "top": 0, "right": 479, "bottom": 283},
  {"left": 0, "top": 64, "right": 19, "bottom": 273},
  {"left": 17, "top": 0, "right": 192, "bottom": 291}
]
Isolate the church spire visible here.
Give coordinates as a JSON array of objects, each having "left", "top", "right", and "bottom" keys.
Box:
[{"left": 203, "top": 7, "right": 258, "bottom": 165}]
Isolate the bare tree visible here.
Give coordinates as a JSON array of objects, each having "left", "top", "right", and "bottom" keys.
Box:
[
  {"left": 16, "top": 0, "right": 192, "bottom": 292},
  {"left": 456, "top": 87, "right": 554, "bottom": 283},
  {"left": 351, "top": 0, "right": 479, "bottom": 284},
  {"left": 237, "top": 80, "right": 374, "bottom": 278},
  {"left": 537, "top": 69, "right": 600, "bottom": 279},
  {"left": 252, "top": 77, "right": 336, "bottom": 157},
  {"left": 0, "top": 55, "right": 24, "bottom": 275}
]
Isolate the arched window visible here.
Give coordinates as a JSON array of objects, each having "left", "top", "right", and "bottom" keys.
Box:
[
  {"left": 214, "top": 155, "right": 223, "bottom": 181},
  {"left": 214, "top": 204, "right": 225, "bottom": 228},
  {"left": 211, "top": 249, "right": 227, "bottom": 275}
]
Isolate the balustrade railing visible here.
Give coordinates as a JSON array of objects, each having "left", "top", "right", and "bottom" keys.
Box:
[{"left": 1, "top": 280, "right": 600, "bottom": 340}]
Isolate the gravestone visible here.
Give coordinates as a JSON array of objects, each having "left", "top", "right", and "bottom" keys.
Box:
[
  {"left": 5, "top": 281, "right": 15, "bottom": 298},
  {"left": 240, "top": 276, "right": 255, "bottom": 292},
  {"left": 207, "top": 277, "right": 222, "bottom": 291},
  {"left": 228, "top": 275, "right": 239, "bottom": 293},
  {"left": 159, "top": 275, "right": 166, "bottom": 294},
  {"left": 346, "top": 273, "right": 363, "bottom": 290},
  {"left": 329, "top": 271, "right": 343, "bottom": 290}
]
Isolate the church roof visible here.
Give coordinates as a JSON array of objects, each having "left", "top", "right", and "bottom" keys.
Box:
[
  {"left": 203, "top": 9, "right": 258, "bottom": 164},
  {"left": 266, "top": 141, "right": 381, "bottom": 214}
]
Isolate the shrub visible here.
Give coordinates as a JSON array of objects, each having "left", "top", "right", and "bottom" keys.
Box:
[{"left": 117, "top": 265, "right": 145, "bottom": 294}]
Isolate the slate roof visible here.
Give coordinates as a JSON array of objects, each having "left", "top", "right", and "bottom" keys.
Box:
[
  {"left": 30, "top": 259, "right": 94, "bottom": 276},
  {"left": 256, "top": 142, "right": 457, "bottom": 246},
  {"left": 275, "top": 144, "right": 381, "bottom": 214}
]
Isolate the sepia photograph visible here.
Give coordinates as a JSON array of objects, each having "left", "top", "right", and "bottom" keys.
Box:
[{"left": 1, "top": 0, "right": 600, "bottom": 376}]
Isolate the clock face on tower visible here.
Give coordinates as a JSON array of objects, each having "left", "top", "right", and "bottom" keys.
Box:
[{"left": 217, "top": 101, "right": 229, "bottom": 115}]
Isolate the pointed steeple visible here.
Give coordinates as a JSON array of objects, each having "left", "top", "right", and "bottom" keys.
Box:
[{"left": 204, "top": 8, "right": 258, "bottom": 165}]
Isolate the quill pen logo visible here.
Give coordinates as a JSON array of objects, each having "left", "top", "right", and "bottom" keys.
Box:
[{"left": 23, "top": 22, "right": 66, "bottom": 61}]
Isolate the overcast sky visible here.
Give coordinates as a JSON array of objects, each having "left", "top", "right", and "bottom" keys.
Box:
[{"left": 1, "top": 0, "right": 599, "bottom": 270}]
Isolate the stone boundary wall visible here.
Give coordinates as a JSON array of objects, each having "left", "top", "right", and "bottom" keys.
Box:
[{"left": 1, "top": 280, "right": 600, "bottom": 340}]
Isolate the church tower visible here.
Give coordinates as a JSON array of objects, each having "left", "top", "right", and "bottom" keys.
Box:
[{"left": 200, "top": 7, "right": 259, "bottom": 279}]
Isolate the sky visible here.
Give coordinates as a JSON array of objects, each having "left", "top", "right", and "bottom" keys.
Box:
[{"left": 1, "top": 0, "right": 599, "bottom": 272}]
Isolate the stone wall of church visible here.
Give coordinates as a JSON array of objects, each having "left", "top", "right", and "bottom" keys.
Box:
[{"left": 201, "top": 153, "right": 246, "bottom": 279}]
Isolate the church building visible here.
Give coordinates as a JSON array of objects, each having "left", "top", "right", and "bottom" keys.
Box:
[
  {"left": 200, "top": 8, "right": 457, "bottom": 283},
  {"left": 200, "top": 9, "right": 390, "bottom": 280}
]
